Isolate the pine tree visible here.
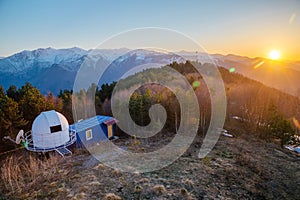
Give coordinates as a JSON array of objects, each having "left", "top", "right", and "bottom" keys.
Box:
[
  {"left": 18, "top": 82, "right": 49, "bottom": 126},
  {"left": 267, "top": 104, "right": 294, "bottom": 145},
  {"left": 0, "top": 86, "right": 27, "bottom": 138}
]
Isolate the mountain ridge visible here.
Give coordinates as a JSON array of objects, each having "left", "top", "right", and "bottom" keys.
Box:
[{"left": 0, "top": 47, "right": 299, "bottom": 96}]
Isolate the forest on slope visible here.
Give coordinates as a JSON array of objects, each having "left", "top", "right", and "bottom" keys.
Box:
[{"left": 1, "top": 61, "right": 300, "bottom": 154}]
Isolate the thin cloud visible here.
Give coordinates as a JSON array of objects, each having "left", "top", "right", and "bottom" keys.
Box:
[{"left": 289, "top": 13, "right": 296, "bottom": 24}]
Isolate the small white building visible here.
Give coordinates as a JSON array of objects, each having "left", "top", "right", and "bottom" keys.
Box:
[{"left": 31, "top": 110, "right": 70, "bottom": 148}]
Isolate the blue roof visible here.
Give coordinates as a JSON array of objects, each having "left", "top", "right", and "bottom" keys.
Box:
[{"left": 70, "top": 115, "right": 113, "bottom": 132}]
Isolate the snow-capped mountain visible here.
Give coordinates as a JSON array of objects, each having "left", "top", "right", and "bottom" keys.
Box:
[
  {"left": 0, "top": 47, "right": 88, "bottom": 73},
  {"left": 0, "top": 47, "right": 300, "bottom": 96},
  {"left": 98, "top": 49, "right": 186, "bottom": 85},
  {"left": 0, "top": 48, "right": 187, "bottom": 94}
]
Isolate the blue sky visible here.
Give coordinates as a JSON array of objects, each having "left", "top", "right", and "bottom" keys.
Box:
[{"left": 0, "top": 0, "right": 299, "bottom": 60}]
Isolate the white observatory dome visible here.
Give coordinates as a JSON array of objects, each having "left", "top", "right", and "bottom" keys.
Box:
[{"left": 32, "top": 110, "right": 70, "bottom": 148}]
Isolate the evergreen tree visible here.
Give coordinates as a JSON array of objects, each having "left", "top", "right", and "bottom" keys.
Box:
[
  {"left": 97, "top": 82, "right": 116, "bottom": 102},
  {"left": 267, "top": 104, "right": 294, "bottom": 145},
  {"left": 18, "top": 82, "right": 50, "bottom": 126},
  {"left": 58, "top": 89, "right": 73, "bottom": 123},
  {"left": 6, "top": 85, "right": 20, "bottom": 102},
  {"left": 0, "top": 86, "right": 27, "bottom": 139}
]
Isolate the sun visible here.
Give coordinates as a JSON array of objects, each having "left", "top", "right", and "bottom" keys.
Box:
[{"left": 268, "top": 50, "right": 281, "bottom": 60}]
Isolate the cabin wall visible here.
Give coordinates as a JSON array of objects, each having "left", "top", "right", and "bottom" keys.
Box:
[{"left": 76, "top": 124, "right": 112, "bottom": 148}]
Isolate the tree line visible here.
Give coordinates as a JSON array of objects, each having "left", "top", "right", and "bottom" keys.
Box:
[{"left": 1, "top": 61, "right": 299, "bottom": 152}]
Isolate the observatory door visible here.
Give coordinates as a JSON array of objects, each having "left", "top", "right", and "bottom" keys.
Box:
[{"left": 107, "top": 125, "right": 113, "bottom": 138}]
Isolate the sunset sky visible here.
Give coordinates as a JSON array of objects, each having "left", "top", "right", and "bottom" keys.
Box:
[{"left": 0, "top": 0, "right": 299, "bottom": 60}]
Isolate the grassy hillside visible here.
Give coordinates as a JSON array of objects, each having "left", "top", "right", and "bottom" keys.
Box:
[{"left": 1, "top": 132, "right": 299, "bottom": 199}]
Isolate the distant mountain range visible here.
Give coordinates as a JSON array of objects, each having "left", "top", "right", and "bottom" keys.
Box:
[{"left": 0, "top": 47, "right": 299, "bottom": 96}]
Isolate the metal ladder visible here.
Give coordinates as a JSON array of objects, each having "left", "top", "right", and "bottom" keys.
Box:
[{"left": 55, "top": 147, "right": 72, "bottom": 157}]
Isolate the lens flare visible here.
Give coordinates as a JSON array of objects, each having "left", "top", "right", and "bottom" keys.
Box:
[
  {"left": 192, "top": 81, "right": 200, "bottom": 88},
  {"left": 229, "top": 68, "right": 235, "bottom": 73},
  {"left": 253, "top": 61, "right": 265, "bottom": 69}
]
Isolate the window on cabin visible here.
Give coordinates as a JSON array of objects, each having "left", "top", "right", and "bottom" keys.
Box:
[
  {"left": 50, "top": 125, "right": 62, "bottom": 133},
  {"left": 86, "top": 129, "right": 92, "bottom": 140}
]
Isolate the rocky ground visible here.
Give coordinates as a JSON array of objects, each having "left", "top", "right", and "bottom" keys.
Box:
[{"left": 1, "top": 131, "right": 299, "bottom": 200}]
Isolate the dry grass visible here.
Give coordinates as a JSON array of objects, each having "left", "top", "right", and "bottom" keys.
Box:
[
  {"left": 1, "top": 154, "right": 61, "bottom": 195},
  {"left": 180, "top": 187, "right": 188, "bottom": 195},
  {"left": 152, "top": 184, "right": 167, "bottom": 195},
  {"left": 1, "top": 134, "right": 299, "bottom": 199},
  {"left": 201, "top": 156, "right": 211, "bottom": 166},
  {"left": 235, "top": 153, "right": 263, "bottom": 175},
  {"left": 128, "top": 135, "right": 142, "bottom": 152},
  {"left": 138, "top": 177, "right": 149, "bottom": 183},
  {"left": 102, "top": 193, "right": 122, "bottom": 200},
  {"left": 134, "top": 185, "right": 143, "bottom": 193}
]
